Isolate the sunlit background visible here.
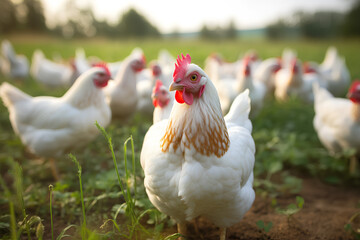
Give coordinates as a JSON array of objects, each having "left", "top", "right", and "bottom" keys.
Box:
[
  {"left": 1, "top": 1, "right": 360, "bottom": 240},
  {"left": 1, "top": 0, "right": 359, "bottom": 39}
]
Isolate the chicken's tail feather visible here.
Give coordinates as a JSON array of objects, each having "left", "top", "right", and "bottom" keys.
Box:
[
  {"left": 224, "top": 89, "right": 251, "bottom": 129},
  {"left": 0, "top": 82, "right": 31, "bottom": 107}
]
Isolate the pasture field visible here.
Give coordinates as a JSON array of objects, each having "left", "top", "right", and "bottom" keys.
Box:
[{"left": 0, "top": 35, "right": 360, "bottom": 239}]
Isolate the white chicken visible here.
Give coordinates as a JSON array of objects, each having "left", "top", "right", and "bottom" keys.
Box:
[
  {"left": 253, "top": 57, "right": 282, "bottom": 95},
  {"left": 141, "top": 54, "right": 255, "bottom": 240},
  {"left": 313, "top": 81, "right": 360, "bottom": 155},
  {"left": 0, "top": 64, "right": 112, "bottom": 179},
  {"left": 104, "top": 50, "right": 146, "bottom": 120},
  {"left": 216, "top": 58, "right": 266, "bottom": 117},
  {"left": 204, "top": 53, "right": 242, "bottom": 82},
  {"left": 31, "top": 49, "right": 77, "bottom": 88},
  {"left": 151, "top": 80, "right": 173, "bottom": 123},
  {"left": 1, "top": 39, "right": 29, "bottom": 79},
  {"left": 136, "top": 62, "right": 166, "bottom": 116},
  {"left": 304, "top": 47, "right": 350, "bottom": 97},
  {"left": 274, "top": 58, "right": 326, "bottom": 103}
]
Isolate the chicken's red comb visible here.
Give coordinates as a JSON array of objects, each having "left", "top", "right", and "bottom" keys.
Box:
[
  {"left": 173, "top": 54, "right": 191, "bottom": 81},
  {"left": 94, "top": 62, "right": 111, "bottom": 76}
]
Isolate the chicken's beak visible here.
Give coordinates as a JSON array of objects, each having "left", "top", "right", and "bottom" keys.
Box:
[{"left": 169, "top": 82, "right": 184, "bottom": 92}]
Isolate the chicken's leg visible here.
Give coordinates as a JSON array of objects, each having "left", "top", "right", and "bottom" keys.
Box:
[
  {"left": 177, "top": 222, "right": 187, "bottom": 240},
  {"left": 49, "top": 158, "right": 60, "bottom": 181},
  {"left": 220, "top": 227, "right": 226, "bottom": 240}
]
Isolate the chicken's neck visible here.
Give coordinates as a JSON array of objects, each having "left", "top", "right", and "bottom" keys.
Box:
[
  {"left": 161, "top": 81, "right": 230, "bottom": 157},
  {"left": 351, "top": 102, "right": 360, "bottom": 122},
  {"left": 63, "top": 71, "right": 104, "bottom": 109}
]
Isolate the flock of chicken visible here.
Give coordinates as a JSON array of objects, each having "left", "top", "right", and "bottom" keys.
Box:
[{"left": 0, "top": 39, "right": 359, "bottom": 240}]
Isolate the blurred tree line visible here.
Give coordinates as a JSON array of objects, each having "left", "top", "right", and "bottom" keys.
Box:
[
  {"left": 1, "top": 0, "right": 359, "bottom": 39},
  {"left": 199, "top": 21, "right": 238, "bottom": 40},
  {"left": 266, "top": 0, "right": 360, "bottom": 39},
  {"left": 0, "top": 0, "right": 160, "bottom": 38}
]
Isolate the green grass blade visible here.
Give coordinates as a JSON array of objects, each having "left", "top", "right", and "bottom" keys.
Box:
[
  {"left": 69, "top": 154, "right": 87, "bottom": 240},
  {"left": 11, "top": 159, "right": 31, "bottom": 240},
  {"left": 0, "top": 176, "right": 17, "bottom": 240},
  {"left": 56, "top": 225, "right": 77, "bottom": 240},
  {"left": 96, "top": 122, "right": 127, "bottom": 201},
  {"left": 49, "top": 185, "right": 54, "bottom": 240}
]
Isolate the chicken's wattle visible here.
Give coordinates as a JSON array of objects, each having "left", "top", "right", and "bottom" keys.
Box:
[
  {"left": 175, "top": 88, "right": 194, "bottom": 105},
  {"left": 94, "top": 78, "right": 109, "bottom": 88}
]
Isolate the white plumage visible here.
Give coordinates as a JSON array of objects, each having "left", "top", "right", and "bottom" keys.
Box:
[
  {"left": 253, "top": 57, "right": 281, "bottom": 95},
  {"left": 151, "top": 80, "right": 173, "bottom": 123},
  {"left": 31, "top": 49, "right": 77, "bottom": 88},
  {"left": 313, "top": 81, "right": 360, "bottom": 155},
  {"left": 141, "top": 54, "right": 255, "bottom": 239},
  {"left": 274, "top": 58, "right": 325, "bottom": 103},
  {"left": 305, "top": 47, "right": 350, "bottom": 97},
  {"left": 104, "top": 50, "right": 146, "bottom": 120},
  {"left": 0, "top": 66, "right": 112, "bottom": 159},
  {"left": 216, "top": 58, "right": 266, "bottom": 117},
  {"left": 1, "top": 39, "right": 29, "bottom": 79}
]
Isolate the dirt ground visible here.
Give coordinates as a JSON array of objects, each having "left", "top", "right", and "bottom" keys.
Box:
[
  {"left": 41, "top": 176, "right": 360, "bottom": 240},
  {"left": 169, "top": 177, "right": 360, "bottom": 240}
]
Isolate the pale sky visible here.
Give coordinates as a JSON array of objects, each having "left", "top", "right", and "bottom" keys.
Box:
[{"left": 41, "top": 0, "right": 353, "bottom": 33}]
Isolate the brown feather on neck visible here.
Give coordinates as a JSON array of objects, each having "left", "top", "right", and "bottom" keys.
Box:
[{"left": 161, "top": 104, "right": 230, "bottom": 158}]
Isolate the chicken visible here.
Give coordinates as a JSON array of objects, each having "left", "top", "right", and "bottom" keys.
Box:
[
  {"left": 204, "top": 53, "right": 242, "bottom": 82},
  {"left": 136, "top": 62, "right": 167, "bottom": 116},
  {"left": 304, "top": 47, "right": 350, "bottom": 97},
  {"left": 151, "top": 80, "right": 173, "bottom": 123},
  {"left": 104, "top": 50, "right": 146, "bottom": 120},
  {"left": 274, "top": 58, "right": 326, "bottom": 103},
  {"left": 313, "top": 81, "right": 360, "bottom": 155},
  {"left": 253, "top": 57, "right": 282, "bottom": 95},
  {"left": 216, "top": 58, "right": 266, "bottom": 117},
  {"left": 140, "top": 54, "right": 255, "bottom": 240},
  {"left": 0, "top": 64, "right": 112, "bottom": 179},
  {"left": 30, "top": 49, "right": 77, "bottom": 88},
  {"left": 1, "top": 39, "right": 29, "bottom": 79}
]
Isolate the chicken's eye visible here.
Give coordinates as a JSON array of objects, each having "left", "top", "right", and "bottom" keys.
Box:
[
  {"left": 98, "top": 72, "right": 105, "bottom": 77},
  {"left": 190, "top": 74, "right": 197, "bottom": 81}
]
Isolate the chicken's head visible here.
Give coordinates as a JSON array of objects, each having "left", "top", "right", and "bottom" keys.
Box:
[
  {"left": 131, "top": 55, "right": 146, "bottom": 73},
  {"left": 93, "top": 63, "right": 111, "bottom": 88},
  {"left": 348, "top": 80, "right": 360, "bottom": 103},
  {"left": 152, "top": 80, "right": 170, "bottom": 108},
  {"left": 151, "top": 63, "right": 162, "bottom": 77},
  {"left": 169, "top": 54, "right": 207, "bottom": 105}
]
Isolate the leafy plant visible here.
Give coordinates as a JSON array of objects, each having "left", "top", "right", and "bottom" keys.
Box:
[
  {"left": 276, "top": 196, "right": 305, "bottom": 219},
  {"left": 344, "top": 210, "right": 360, "bottom": 240},
  {"left": 256, "top": 220, "right": 273, "bottom": 233}
]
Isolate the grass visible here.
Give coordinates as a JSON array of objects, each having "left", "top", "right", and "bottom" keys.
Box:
[{"left": 0, "top": 35, "right": 360, "bottom": 239}]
